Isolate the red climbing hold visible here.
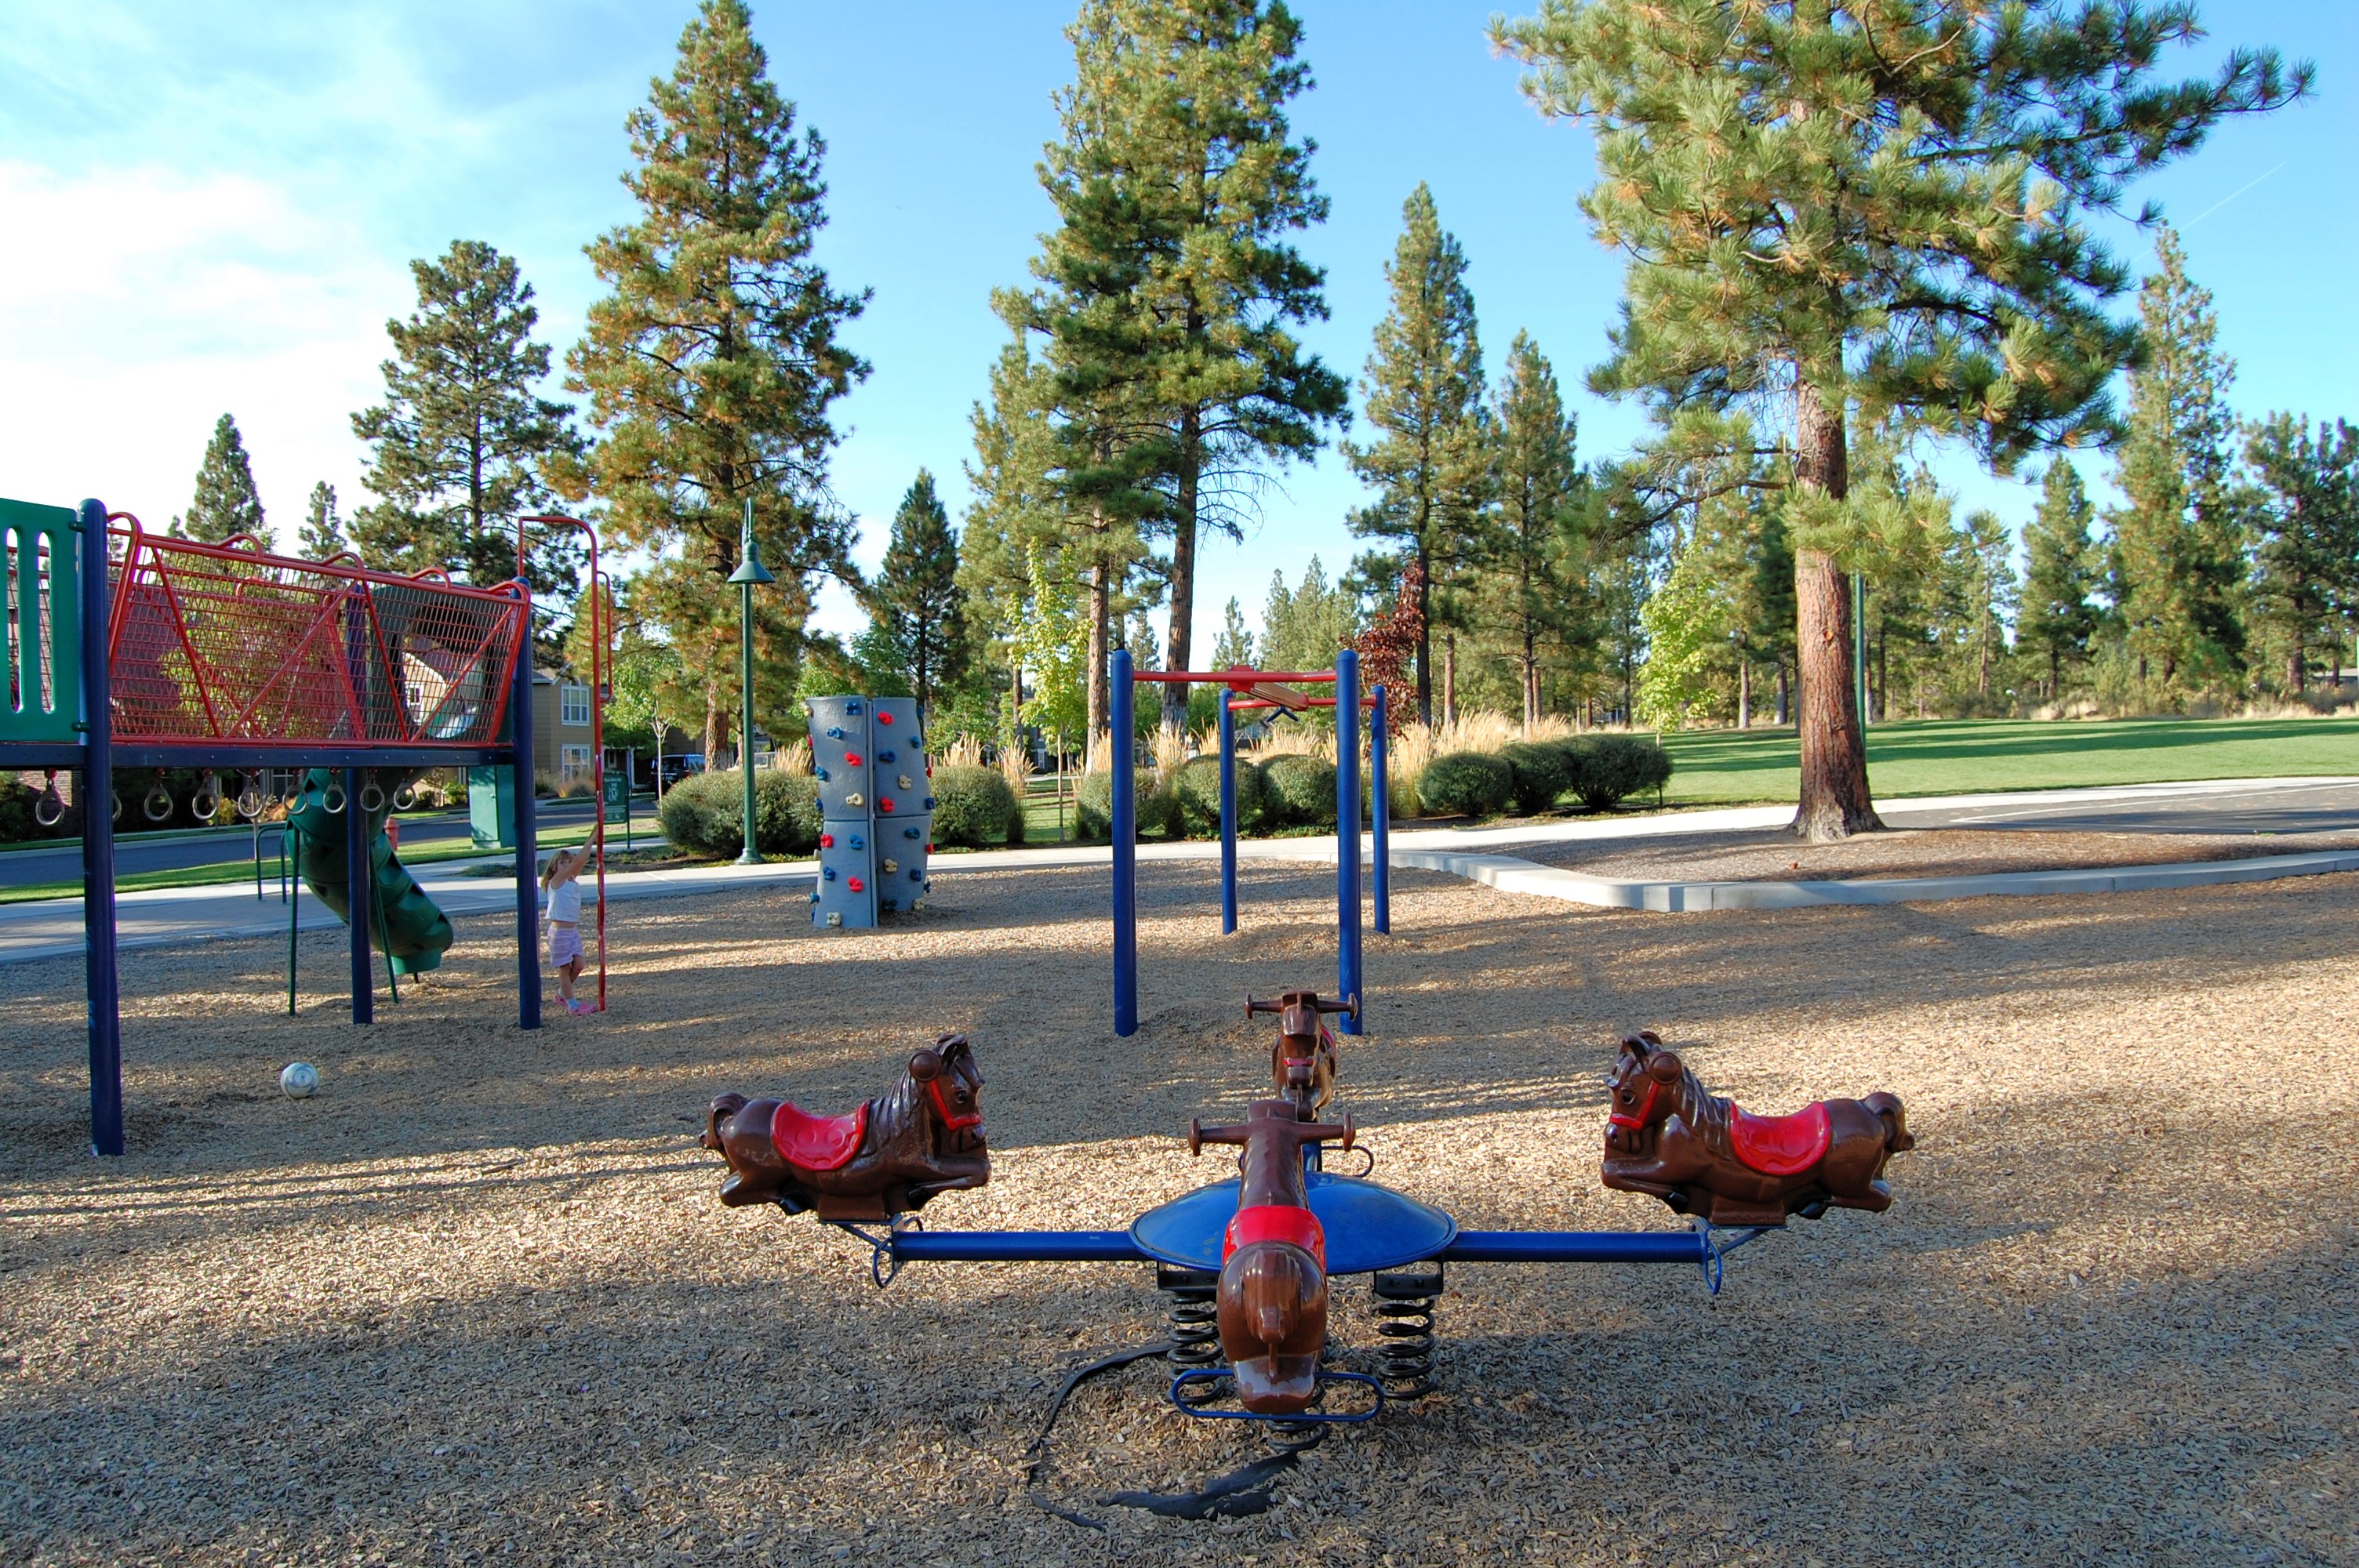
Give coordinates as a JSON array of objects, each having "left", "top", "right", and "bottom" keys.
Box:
[
  {"left": 848, "top": 877, "right": 865, "bottom": 893},
  {"left": 845, "top": 753, "right": 862, "bottom": 766},
  {"left": 878, "top": 713, "right": 893, "bottom": 725},
  {"left": 820, "top": 833, "right": 834, "bottom": 848},
  {"left": 879, "top": 797, "right": 896, "bottom": 813}
]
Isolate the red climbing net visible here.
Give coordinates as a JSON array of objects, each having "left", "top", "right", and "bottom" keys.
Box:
[{"left": 104, "top": 520, "right": 529, "bottom": 748}]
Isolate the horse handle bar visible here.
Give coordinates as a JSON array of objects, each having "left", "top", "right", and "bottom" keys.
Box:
[{"left": 1245, "top": 993, "right": 1359, "bottom": 1022}]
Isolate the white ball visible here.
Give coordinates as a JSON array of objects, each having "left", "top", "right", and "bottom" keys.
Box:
[{"left": 279, "top": 1062, "right": 321, "bottom": 1098}]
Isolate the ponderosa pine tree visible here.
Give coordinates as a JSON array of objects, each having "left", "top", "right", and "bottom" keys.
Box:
[
  {"left": 1345, "top": 184, "right": 1492, "bottom": 725},
  {"left": 2107, "top": 224, "right": 2247, "bottom": 695},
  {"left": 1484, "top": 332, "right": 1587, "bottom": 729},
  {"left": 2243, "top": 414, "right": 2358, "bottom": 695},
  {"left": 1056, "top": 0, "right": 1344, "bottom": 723},
  {"left": 2019, "top": 461, "right": 2104, "bottom": 699},
  {"left": 566, "top": 0, "right": 868, "bottom": 766},
  {"left": 298, "top": 482, "right": 346, "bottom": 561},
  {"left": 351, "top": 240, "right": 582, "bottom": 593},
  {"left": 1494, "top": 1, "right": 2306, "bottom": 839},
  {"left": 1210, "top": 597, "right": 1255, "bottom": 670},
  {"left": 860, "top": 470, "right": 970, "bottom": 716},
  {"left": 175, "top": 414, "right": 265, "bottom": 543}
]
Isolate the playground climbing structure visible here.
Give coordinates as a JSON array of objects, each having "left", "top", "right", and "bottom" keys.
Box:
[{"left": 0, "top": 499, "right": 546, "bottom": 1155}]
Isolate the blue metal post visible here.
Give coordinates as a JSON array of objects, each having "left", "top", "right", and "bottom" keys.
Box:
[
  {"left": 77, "top": 499, "right": 122, "bottom": 1157},
  {"left": 1335, "top": 649, "right": 1361, "bottom": 1035},
  {"left": 345, "top": 766, "right": 373, "bottom": 1025},
  {"left": 512, "top": 631, "right": 541, "bottom": 1031},
  {"left": 1218, "top": 687, "right": 1237, "bottom": 935},
  {"left": 1110, "top": 649, "right": 1136, "bottom": 1036},
  {"left": 1371, "top": 684, "right": 1390, "bottom": 936}
]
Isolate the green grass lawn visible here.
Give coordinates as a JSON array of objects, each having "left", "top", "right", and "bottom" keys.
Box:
[{"left": 1659, "top": 715, "right": 2359, "bottom": 807}]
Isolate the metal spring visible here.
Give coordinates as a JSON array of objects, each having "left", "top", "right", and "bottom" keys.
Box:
[
  {"left": 1372, "top": 1265, "right": 1442, "bottom": 1399},
  {"left": 1263, "top": 1418, "right": 1325, "bottom": 1454},
  {"left": 1158, "top": 1265, "right": 1221, "bottom": 1369}
]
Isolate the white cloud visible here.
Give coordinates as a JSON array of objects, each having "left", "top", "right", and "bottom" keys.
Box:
[{"left": 0, "top": 159, "right": 409, "bottom": 541}]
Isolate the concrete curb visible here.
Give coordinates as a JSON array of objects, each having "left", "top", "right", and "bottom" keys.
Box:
[{"left": 1390, "top": 846, "right": 2359, "bottom": 913}]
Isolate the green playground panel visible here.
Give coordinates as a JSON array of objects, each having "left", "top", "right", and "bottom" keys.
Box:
[{"left": 0, "top": 498, "right": 82, "bottom": 746}]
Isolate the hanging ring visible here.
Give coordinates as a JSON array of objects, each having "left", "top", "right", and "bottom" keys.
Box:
[
  {"left": 111, "top": 792, "right": 123, "bottom": 823},
  {"left": 235, "top": 771, "right": 265, "bottom": 819},
  {"left": 322, "top": 781, "right": 347, "bottom": 815},
  {"left": 188, "top": 771, "right": 221, "bottom": 821},
  {"left": 391, "top": 782, "right": 417, "bottom": 811},
  {"left": 144, "top": 773, "right": 176, "bottom": 822},
  {"left": 358, "top": 779, "right": 387, "bottom": 814},
  {"left": 33, "top": 771, "right": 65, "bottom": 829}
]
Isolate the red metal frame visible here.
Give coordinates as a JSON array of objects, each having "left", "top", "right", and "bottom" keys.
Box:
[{"left": 103, "top": 516, "right": 529, "bottom": 749}]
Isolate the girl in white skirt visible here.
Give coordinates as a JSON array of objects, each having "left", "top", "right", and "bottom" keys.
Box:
[{"left": 540, "top": 844, "right": 595, "bottom": 1014}]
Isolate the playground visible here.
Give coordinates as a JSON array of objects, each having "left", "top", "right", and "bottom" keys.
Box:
[{"left": 2, "top": 858, "right": 2352, "bottom": 1566}]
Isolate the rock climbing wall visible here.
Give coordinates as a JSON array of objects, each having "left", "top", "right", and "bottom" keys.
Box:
[{"left": 805, "top": 695, "right": 933, "bottom": 928}]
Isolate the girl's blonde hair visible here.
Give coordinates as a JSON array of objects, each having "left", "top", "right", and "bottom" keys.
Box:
[{"left": 540, "top": 844, "right": 585, "bottom": 895}]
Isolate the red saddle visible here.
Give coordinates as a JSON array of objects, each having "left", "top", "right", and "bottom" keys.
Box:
[
  {"left": 1729, "top": 1102, "right": 1830, "bottom": 1177},
  {"left": 770, "top": 1102, "right": 868, "bottom": 1171},
  {"left": 1224, "top": 1204, "right": 1327, "bottom": 1269}
]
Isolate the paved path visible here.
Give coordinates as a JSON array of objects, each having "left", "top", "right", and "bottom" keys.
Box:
[{"left": 2, "top": 776, "right": 2351, "bottom": 964}]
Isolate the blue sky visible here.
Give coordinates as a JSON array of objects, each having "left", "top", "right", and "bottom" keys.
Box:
[{"left": 4, "top": 1, "right": 2352, "bottom": 656}]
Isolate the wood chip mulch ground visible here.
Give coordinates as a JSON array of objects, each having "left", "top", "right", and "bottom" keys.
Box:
[{"left": 1, "top": 861, "right": 2353, "bottom": 1566}]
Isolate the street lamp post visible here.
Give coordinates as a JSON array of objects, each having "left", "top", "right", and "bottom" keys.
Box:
[{"left": 726, "top": 498, "right": 776, "bottom": 866}]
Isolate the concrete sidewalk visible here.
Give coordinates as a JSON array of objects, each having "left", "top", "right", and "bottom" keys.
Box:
[{"left": 2, "top": 775, "right": 2351, "bottom": 964}]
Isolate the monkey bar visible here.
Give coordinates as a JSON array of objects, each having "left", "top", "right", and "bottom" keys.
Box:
[{"left": 1109, "top": 652, "right": 1388, "bottom": 1039}]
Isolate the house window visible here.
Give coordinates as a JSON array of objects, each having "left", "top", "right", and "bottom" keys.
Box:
[
  {"left": 560, "top": 744, "right": 594, "bottom": 779},
  {"left": 561, "top": 682, "right": 591, "bottom": 726}
]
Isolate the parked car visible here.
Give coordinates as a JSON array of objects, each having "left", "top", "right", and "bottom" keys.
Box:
[{"left": 659, "top": 754, "right": 705, "bottom": 788}]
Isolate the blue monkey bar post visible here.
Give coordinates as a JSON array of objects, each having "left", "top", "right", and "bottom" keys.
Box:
[
  {"left": 1335, "top": 649, "right": 1362, "bottom": 1036},
  {"left": 1110, "top": 649, "right": 1137, "bottom": 1037},
  {"left": 1218, "top": 687, "right": 1238, "bottom": 935},
  {"left": 1371, "top": 684, "right": 1390, "bottom": 936},
  {"left": 78, "top": 500, "right": 123, "bottom": 1156},
  {"left": 512, "top": 627, "right": 541, "bottom": 1031}
]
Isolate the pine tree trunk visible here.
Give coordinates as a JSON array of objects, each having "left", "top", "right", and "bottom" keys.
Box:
[
  {"left": 1790, "top": 388, "right": 1881, "bottom": 841},
  {"left": 1441, "top": 633, "right": 1457, "bottom": 728},
  {"left": 1737, "top": 659, "right": 1750, "bottom": 730},
  {"left": 1776, "top": 665, "right": 1790, "bottom": 726},
  {"left": 1521, "top": 619, "right": 1538, "bottom": 732},
  {"left": 1414, "top": 543, "right": 1433, "bottom": 725},
  {"left": 1165, "top": 407, "right": 1201, "bottom": 728},
  {"left": 1086, "top": 549, "right": 1111, "bottom": 762},
  {"left": 703, "top": 688, "right": 724, "bottom": 778}
]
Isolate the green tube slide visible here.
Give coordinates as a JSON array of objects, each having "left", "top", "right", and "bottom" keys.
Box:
[{"left": 285, "top": 768, "right": 453, "bottom": 976}]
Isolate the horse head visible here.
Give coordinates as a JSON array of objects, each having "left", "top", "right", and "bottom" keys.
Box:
[
  {"left": 1268, "top": 990, "right": 1338, "bottom": 1114},
  {"left": 907, "top": 1033, "right": 986, "bottom": 1160},
  {"left": 1605, "top": 1031, "right": 1685, "bottom": 1153}
]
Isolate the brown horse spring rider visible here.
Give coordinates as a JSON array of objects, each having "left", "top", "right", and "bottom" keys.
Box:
[
  {"left": 1600, "top": 1032, "right": 1914, "bottom": 1227},
  {"left": 1189, "top": 1101, "right": 1354, "bottom": 1416},
  {"left": 701, "top": 1033, "right": 989, "bottom": 1221}
]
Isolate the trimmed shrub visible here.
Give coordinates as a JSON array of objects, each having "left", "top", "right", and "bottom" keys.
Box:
[
  {"left": 1258, "top": 753, "right": 1337, "bottom": 829},
  {"left": 1076, "top": 765, "right": 1180, "bottom": 841},
  {"left": 930, "top": 764, "right": 1017, "bottom": 849},
  {"left": 1415, "top": 751, "right": 1514, "bottom": 818},
  {"left": 1172, "top": 755, "right": 1267, "bottom": 837},
  {"left": 658, "top": 768, "right": 822, "bottom": 858},
  {"left": 1499, "top": 741, "right": 1572, "bottom": 815},
  {"left": 1556, "top": 735, "right": 1674, "bottom": 811}
]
